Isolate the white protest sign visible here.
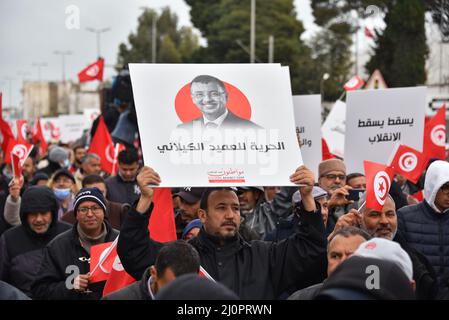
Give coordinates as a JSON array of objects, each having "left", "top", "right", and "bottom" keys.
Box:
[
  {"left": 344, "top": 87, "right": 426, "bottom": 173},
  {"left": 58, "top": 114, "right": 87, "bottom": 144},
  {"left": 292, "top": 95, "right": 322, "bottom": 177},
  {"left": 40, "top": 117, "right": 61, "bottom": 143},
  {"left": 321, "top": 100, "right": 346, "bottom": 158},
  {"left": 84, "top": 108, "right": 100, "bottom": 127},
  {"left": 130, "top": 64, "right": 302, "bottom": 187}
]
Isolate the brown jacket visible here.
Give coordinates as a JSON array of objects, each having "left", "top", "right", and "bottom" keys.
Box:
[{"left": 61, "top": 200, "right": 130, "bottom": 230}]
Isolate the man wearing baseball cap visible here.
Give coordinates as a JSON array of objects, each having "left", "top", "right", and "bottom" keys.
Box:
[
  {"left": 173, "top": 187, "right": 205, "bottom": 239},
  {"left": 329, "top": 192, "right": 438, "bottom": 299},
  {"left": 32, "top": 188, "right": 119, "bottom": 300}
]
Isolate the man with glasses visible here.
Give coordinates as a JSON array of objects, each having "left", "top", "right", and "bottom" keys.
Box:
[
  {"left": 398, "top": 160, "right": 449, "bottom": 294},
  {"left": 32, "top": 188, "right": 119, "bottom": 300},
  {"left": 177, "top": 75, "right": 261, "bottom": 130},
  {"left": 317, "top": 159, "right": 355, "bottom": 233}
]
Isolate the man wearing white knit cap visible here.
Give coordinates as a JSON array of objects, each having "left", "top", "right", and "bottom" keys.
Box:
[{"left": 354, "top": 237, "right": 415, "bottom": 291}]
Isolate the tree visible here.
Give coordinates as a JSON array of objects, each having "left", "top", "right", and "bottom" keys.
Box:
[
  {"left": 366, "top": 0, "right": 428, "bottom": 87},
  {"left": 185, "top": 0, "right": 315, "bottom": 94},
  {"left": 117, "top": 7, "right": 199, "bottom": 68}
]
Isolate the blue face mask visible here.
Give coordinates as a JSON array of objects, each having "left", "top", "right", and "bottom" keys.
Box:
[{"left": 54, "top": 188, "right": 71, "bottom": 201}]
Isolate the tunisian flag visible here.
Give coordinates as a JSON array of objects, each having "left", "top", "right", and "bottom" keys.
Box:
[
  {"left": 0, "top": 119, "right": 14, "bottom": 153},
  {"left": 88, "top": 116, "right": 114, "bottom": 174},
  {"left": 343, "top": 75, "right": 365, "bottom": 91},
  {"left": 93, "top": 188, "right": 177, "bottom": 296},
  {"left": 16, "top": 120, "right": 28, "bottom": 144},
  {"left": 32, "top": 118, "right": 48, "bottom": 157},
  {"left": 78, "top": 58, "right": 104, "bottom": 83},
  {"left": 363, "top": 161, "right": 395, "bottom": 212},
  {"left": 388, "top": 144, "right": 427, "bottom": 184},
  {"left": 423, "top": 106, "right": 446, "bottom": 160},
  {"left": 4, "top": 139, "right": 33, "bottom": 165}
]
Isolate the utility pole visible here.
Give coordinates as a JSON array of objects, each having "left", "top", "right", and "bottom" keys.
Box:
[
  {"left": 53, "top": 50, "right": 73, "bottom": 83},
  {"left": 250, "top": 0, "right": 256, "bottom": 63},
  {"left": 268, "top": 35, "right": 274, "bottom": 63},
  {"left": 152, "top": 17, "right": 157, "bottom": 63},
  {"left": 86, "top": 27, "right": 111, "bottom": 58},
  {"left": 32, "top": 62, "right": 47, "bottom": 120},
  {"left": 140, "top": 7, "right": 158, "bottom": 63}
]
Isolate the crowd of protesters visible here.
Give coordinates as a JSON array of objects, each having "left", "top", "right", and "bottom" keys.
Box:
[{"left": 1, "top": 77, "right": 449, "bottom": 301}]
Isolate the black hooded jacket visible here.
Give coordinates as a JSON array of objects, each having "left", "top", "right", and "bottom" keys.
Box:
[
  {"left": 118, "top": 202, "right": 327, "bottom": 300},
  {"left": 0, "top": 186, "right": 70, "bottom": 297}
]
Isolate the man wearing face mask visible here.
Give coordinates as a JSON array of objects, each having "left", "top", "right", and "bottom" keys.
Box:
[
  {"left": 51, "top": 169, "right": 78, "bottom": 220},
  {"left": 0, "top": 186, "right": 70, "bottom": 297}
]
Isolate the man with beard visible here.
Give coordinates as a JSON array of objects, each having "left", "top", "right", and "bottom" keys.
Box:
[
  {"left": 328, "top": 192, "right": 438, "bottom": 299},
  {"left": 0, "top": 186, "right": 71, "bottom": 297},
  {"left": 70, "top": 145, "right": 86, "bottom": 173},
  {"left": 117, "top": 165, "right": 328, "bottom": 299}
]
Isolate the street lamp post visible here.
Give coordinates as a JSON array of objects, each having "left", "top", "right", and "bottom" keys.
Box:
[
  {"left": 250, "top": 0, "right": 256, "bottom": 63},
  {"left": 53, "top": 50, "right": 72, "bottom": 83},
  {"left": 86, "top": 27, "right": 111, "bottom": 58},
  {"left": 320, "top": 73, "right": 330, "bottom": 103},
  {"left": 32, "top": 62, "right": 47, "bottom": 119},
  {"left": 139, "top": 7, "right": 157, "bottom": 63}
]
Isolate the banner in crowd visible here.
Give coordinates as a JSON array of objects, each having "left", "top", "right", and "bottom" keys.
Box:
[
  {"left": 321, "top": 100, "right": 346, "bottom": 158},
  {"left": 84, "top": 108, "right": 100, "bottom": 126},
  {"left": 345, "top": 87, "right": 426, "bottom": 173},
  {"left": 130, "top": 64, "right": 303, "bottom": 187},
  {"left": 58, "top": 114, "right": 87, "bottom": 144},
  {"left": 40, "top": 117, "right": 61, "bottom": 143},
  {"left": 292, "top": 95, "right": 322, "bottom": 177}
]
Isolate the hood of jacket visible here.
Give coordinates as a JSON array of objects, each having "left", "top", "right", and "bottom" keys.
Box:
[
  {"left": 424, "top": 160, "right": 449, "bottom": 213},
  {"left": 20, "top": 186, "right": 59, "bottom": 237}
]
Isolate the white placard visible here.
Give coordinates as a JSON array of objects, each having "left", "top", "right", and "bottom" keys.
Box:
[
  {"left": 58, "top": 115, "right": 87, "bottom": 144},
  {"left": 40, "top": 117, "right": 61, "bottom": 143},
  {"left": 344, "top": 87, "right": 426, "bottom": 173},
  {"left": 130, "top": 64, "right": 302, "bottom": 187},
  {"left": 321, "top": 100, "right": 346, "bottom": 158},
  {"left": 84, "top": 108, "right": 100, "bottom": 127},
  {"left": 292, "top": 95, "right": 322, "bottom": 177}
]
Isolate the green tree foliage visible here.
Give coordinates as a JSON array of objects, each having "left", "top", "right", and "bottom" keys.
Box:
[
  {"left": 185, "top": 0, "right": 315, "bottom": 94},
  {"left": 117, "top": 7, "right": 199, "bottom": 68},
  {"left": 366, "top": 0, "right": 428, "bottom": 87}
]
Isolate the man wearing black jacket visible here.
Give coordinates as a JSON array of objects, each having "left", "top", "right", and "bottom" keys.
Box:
[
  {"left": 0, "top": 186, "right": 70, "bottom": 297},
  {"left": 117, "top": 165, "right": 327, "bottom": 300},
  {"left": 31, "top": 188, "right": 119, "bottom": 300}
]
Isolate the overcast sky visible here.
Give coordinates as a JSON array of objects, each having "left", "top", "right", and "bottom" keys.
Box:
[{"left": 0, "top": 0, "right": 392, "bottom": 109}]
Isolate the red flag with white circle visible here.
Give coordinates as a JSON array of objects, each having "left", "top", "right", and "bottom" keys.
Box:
[
  {"left": 364, "top": 160, "right": 395, "bottom": 212},
  {"left": 88, "top": 116, "right": 114, "bottom": 174},
  {"left": 15, "top": 120, "right": 28, "bottom": 143},
  {"left": 423, "top": 105, "right": 446, "bottom": 160},
  {"left": 344, "top": 75, "right": 365, "bottom": 91},
  {"left": 4, "top": 139, "right": 33, "bottom": 165},
  {"left": 78, "top": 58, "right": 104, "bottom": 83},
  {"left": 388, "top": 144, "right": 427, "bottom": 184}
]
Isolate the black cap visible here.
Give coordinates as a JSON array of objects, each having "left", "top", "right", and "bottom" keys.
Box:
[
  {"left": 52, "top": 168, "right": 76, "bottom": 184},
  {"left": 174, "top": 187, "right": 206, "bottom": 204}
]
